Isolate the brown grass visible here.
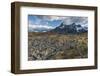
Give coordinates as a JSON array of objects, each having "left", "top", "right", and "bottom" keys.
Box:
[{"left": 28, "top": 32, "right": 88, "bottom": 60}]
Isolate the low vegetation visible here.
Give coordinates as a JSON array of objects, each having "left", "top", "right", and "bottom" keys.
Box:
[{"left": 28, "top": 32, "right": 88, "bottom": 60}]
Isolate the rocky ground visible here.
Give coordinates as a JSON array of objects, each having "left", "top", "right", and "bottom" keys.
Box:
[{"left": 28, "top": 32, "right": 88, "bottom": 60}]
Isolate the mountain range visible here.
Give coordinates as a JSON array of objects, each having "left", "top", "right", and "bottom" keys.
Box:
[
  {"left": 29, "top": 22, "right": 88, "bottom": 34},
  {"left": 50, "top": 22, "right": 88, "bottom": 34}
]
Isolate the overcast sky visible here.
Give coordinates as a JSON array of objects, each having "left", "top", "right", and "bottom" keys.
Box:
[{"left": 28, "top": 15, "right": 88, "bottom": 32}]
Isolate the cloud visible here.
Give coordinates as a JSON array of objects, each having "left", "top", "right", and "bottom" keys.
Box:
[
  {"left": 42, "top": 16, "right": 67, "bottom": 21},
  {"left": 36, "top": 16, "right": 88, "bottom": 27},
  {"left": 29, "top": 24, "right": 54, "bottom": 29},
  {"left": 46, "top": 16, "right": 88, "bottom": 25},
  {"left": 35, "top": 15, "right": 66, "bottom": 21},
  {"left": 63, "top": 17, "right": 88, "bottom": 26},
  {"left": 28, "top": 24, "right": 54, "bottom": 32}
]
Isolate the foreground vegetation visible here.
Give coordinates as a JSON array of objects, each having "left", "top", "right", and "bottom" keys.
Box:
[{"left": 28, "top": 32, "right": 88, "bottom": 60}]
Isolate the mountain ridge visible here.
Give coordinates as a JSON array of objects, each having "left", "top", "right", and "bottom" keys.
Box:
[{"left": 50, "top": 22, "right": 87, "bottom": 34}]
